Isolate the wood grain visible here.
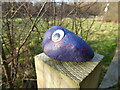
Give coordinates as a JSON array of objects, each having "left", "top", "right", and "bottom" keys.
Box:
[{"left": 35, "top": 53, "right": 103, "bottom": 88}]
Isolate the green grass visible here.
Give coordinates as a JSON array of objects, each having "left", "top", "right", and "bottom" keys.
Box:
[
  {"left": 38, "top": 18, "right": 118, "bottom": 85},
  {"left": 30, "top": 18, "right": 118, "bottom": 84},
  {"left": 2, "top": 17, "right": 118, "bottom": 87}
]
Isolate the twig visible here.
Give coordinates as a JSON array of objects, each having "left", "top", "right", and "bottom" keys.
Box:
[
  {"left": 17, "top": 0, "right": 47, "bottom": 54},
  {"left": 58, "top": 7, "right": 77, "bottom": 26},
  {"left": 15, "top": 0, "right": 48, "bottom": 75},
  {"left": 11, "top": 3, "right": 25, "bottom": 19},
  {"left": 85, "top": 16, "right": 95, "bottom": 41}
]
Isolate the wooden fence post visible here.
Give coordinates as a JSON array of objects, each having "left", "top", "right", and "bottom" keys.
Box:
[{"left": 34, "top": 53, "right": 104, "bottom": 88}]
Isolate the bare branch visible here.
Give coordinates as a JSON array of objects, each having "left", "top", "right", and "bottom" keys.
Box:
[
  {"left": 15, "top": 0, "right": 48, "bottom": 75},
  {"left": 85, "top": 17, "right": 95, "bottom": 41},
  {"left": 11, "top": 3, "right": 25, "bottom": 19},
  {"left": 17, "top": 0, "right": 47, "bottom": 52}
]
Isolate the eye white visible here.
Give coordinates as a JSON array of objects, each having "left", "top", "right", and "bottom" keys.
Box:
[{"left": 52, "top": 30, "right": 64, "bottom": 42}]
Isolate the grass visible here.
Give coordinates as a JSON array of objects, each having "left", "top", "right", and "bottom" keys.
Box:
[
  {"left": 27, "top": 17, "right": 118, "bottom": 85},
  {"left": 2, "top": 17, "right": 118, "bottom": 87},
  {"left": 35, "top": 18, "right": 118, "bottom": 85},
  {"left": 40, "top": 18, "right": 118, "bottom": 86}
]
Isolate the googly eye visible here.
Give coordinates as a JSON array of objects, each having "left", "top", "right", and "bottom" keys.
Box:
[{"left": 52, "top": 30, "right": 64, "bottom": 42}]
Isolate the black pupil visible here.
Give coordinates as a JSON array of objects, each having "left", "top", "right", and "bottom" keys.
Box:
[{"left": 54, "top": 33, "right": 60, "bottom": 40}]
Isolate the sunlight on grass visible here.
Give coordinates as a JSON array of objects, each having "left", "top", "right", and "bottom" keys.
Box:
[
  {"left": 35, "top": 18, "right": 118, "bottom": 66},
  {"left": 37, "top": 18, "right": 118, "bottom": 84},
  {"left": 3, "top": 17, "right": 118, "bottom": 86},
  {"left": 4, "top": 17, "right": 117, "bottom": 66}
]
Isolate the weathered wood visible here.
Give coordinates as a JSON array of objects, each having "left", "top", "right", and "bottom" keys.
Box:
[
  {"left": 99, "top": 47, "right": 119, "bottom": 88},
  {"left": 35, "top": 53, "right": 104, "bottom": 88}
]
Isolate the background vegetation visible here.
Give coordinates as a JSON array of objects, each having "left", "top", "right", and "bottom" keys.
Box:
[{"left": 1, "top": 1, "right": 118, "bottom": 88}]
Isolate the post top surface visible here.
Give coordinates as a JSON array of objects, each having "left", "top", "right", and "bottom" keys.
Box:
[{"left": 35, "top": 53, "right": 104, "bottom": 83}]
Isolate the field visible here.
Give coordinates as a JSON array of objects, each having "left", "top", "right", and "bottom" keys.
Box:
[{"left": 2, "top": 17, "right": 118, "bottom": 87}]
